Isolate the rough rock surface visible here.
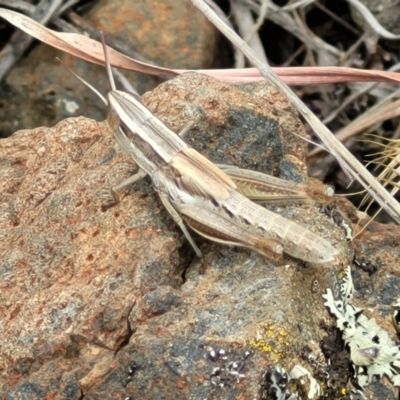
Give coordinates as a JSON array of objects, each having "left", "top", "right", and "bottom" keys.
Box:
[{"left": 1, "top": 72, "right": 396, "bottom": 399}]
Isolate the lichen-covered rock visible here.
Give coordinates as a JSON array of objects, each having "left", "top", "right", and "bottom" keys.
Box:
[{"left": 1, "top": 73, "right": 359, "bottom": 399}]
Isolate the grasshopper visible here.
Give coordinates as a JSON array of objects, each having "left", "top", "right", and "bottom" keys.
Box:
[{"left": 63, "top": 39, "right": 340, "bottom": 265}]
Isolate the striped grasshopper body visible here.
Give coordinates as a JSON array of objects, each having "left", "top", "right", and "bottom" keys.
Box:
[
  {"left": 106, "top": 91, "right": 339, "bottom": 265},
  {"left": 67, "top": 42, "right": 340, "bottom": 265}
]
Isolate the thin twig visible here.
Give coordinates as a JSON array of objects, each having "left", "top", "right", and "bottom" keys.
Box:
[
  {"left": 56, "top": 0, "right": 80, "bottom": 17},
  {"left": 310, "top": 89, "right": 400, "bottom": 158},
  {"left": 230, "top": 0, "right": 267, "bottom": 68},
  {"left": 279, "top": 0, "right": 317, "bottom": 12},
  {"left": 244, "top": 0, "right": 343, "bottom": 60},
  {"left": 322, "top": 62, "right": 400, "bottom": 125},
  {"left": 314, "top": 2, "right": 360, "bottom": 36},
  {"left": 250, "top": 0, "right": 269, "bottom": 37},
  {"left": 0, "top": 0, "right": 34, "bottom": 14},
  {"left": 204, "top": 0, "right": 243, "bottom": 67},
  {"left": 346, "top": 0, "right": 400, "bottom": 40}
]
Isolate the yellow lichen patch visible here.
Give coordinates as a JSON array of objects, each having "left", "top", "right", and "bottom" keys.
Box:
[
  {"left": 338, "top": 267, "right": 348, "bottom": 279},
  {"left": 248, "top": 322, "right": 292, "bottom": 363}
]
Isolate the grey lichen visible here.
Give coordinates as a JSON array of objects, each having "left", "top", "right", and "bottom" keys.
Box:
[{"left": 323, "top": 265, "right": 400, "bottom": 388}]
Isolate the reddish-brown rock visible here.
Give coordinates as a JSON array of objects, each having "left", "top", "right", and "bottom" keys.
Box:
[{"left": 2, "top": 73, "right": 396, "bottom": 399}]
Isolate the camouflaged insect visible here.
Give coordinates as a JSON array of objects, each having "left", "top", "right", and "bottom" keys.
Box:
[{"left": 323, "top": 266, "right": 400, "bottom": 388}]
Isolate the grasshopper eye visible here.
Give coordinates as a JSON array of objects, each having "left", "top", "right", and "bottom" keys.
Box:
[
  {"left": 107, "top": 104, "right": 120, "bottom": 130},
  {"left": 106, "top": 103, "right": 132, "bottom": 154}
]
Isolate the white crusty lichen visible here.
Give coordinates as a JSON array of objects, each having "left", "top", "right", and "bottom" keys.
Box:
[
  {"left": 263, "top": 364, "right": 320, "bottom": 400},
  {"left": 323, "top": 265, "right": 400, "bottom": 388},
  {"left": 289, "top": 364, "right": 321, "bottom": 398}
]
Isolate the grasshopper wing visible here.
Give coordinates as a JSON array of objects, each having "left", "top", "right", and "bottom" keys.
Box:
[{"left": 170, "top": 148, "right": 236, "bottom": 201}]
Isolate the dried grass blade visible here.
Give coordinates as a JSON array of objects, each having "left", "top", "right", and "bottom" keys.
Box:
[
  {"left": 2, "top": 8, "right": 400, "bottom": 86},
  {"left": 0, "top": 8, "right": 178, "bottom": 78},
  {"left": 191, "top": 66, "right": 400, "bottom": 84}
]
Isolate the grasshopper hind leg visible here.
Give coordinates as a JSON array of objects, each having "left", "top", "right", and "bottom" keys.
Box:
[{"left": 158, "top": 192, "right": 206, "bottom": 271}]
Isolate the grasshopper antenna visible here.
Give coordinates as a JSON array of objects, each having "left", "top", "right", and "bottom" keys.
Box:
[
  {"left": 100, "top": 32, "right": 116, "bottom": 91},
  {"left": 56, "top": 57, "right": 108, "bottom": 106}
]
